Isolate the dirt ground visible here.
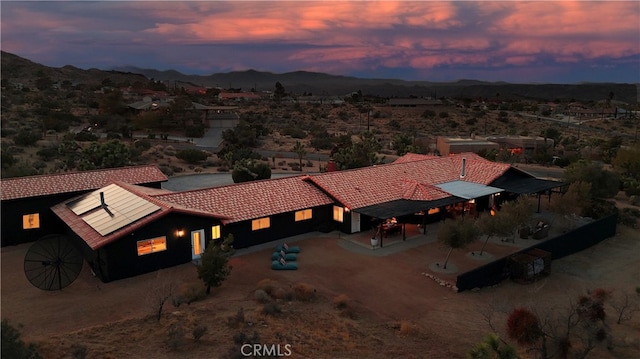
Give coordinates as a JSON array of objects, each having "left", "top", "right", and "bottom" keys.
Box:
[{"left": 2, "top": 218, "right": 639, "bottom": 359}]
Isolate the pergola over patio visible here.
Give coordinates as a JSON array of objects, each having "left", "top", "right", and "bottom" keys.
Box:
[{"left": 490, "top": 168, "right": 566, "bottom": 212}]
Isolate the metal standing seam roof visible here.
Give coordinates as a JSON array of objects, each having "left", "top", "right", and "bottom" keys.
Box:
[
  {"left": 0, "top": 165, "right": 168, "bottom": 201},
  {"left": 434, "top": 180, "right": 504, "bottom": 200}
]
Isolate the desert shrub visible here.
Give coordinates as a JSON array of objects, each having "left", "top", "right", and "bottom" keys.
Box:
[
  {"left": 339, "top": 306, "right": 358, "bottom": 319},
  {"left": 399, "top": 321, "right": 415, "bottom": 336},
  {"left": 333, "top": 294, "right": 350, "bottom": 309},
  {"left": 233, "top": 331, "right": 260, "bottom": 346},
  {"left": 167, "top": 323, "right": 185, "bottom": 351},
  {"left": 192, "top": 325, "right": 208, "bottom": 342},
  {"left": 183, "top": 284, "right": 207, "bottom": 304},
  {"left": 619, "top": 208, "right": 640, "bottom": 228},
  {"left": 271, "top": 287, "right": 294, "bottom": 301},
  {"left": 70, "top": 343, "right": 87, "bottom": 359},
  {"left": 134, "top": 139, "right": 152, "bottom": 150},
  {"left": 465, "top": 118, "right": 477, "bottom": 125},
  {"left": 36, "top": 146, "right": 59, "bottom": 161},
  {"left": 254, "top": 289, "right": 272, "bottom": 304},
  {"left": 293, "top": 282, "right": 316, "bottom": 301},
  {"left": 73, "top": 131, "right": 98, "bottom": 142},
  {"left": 256, "top": 278, "right": 279, "bottom": 295},
  {"left": 13, "top": 129, "right": 41, "bottom": 146},
  {"left": 226, "top": 307, "right": 245, "bottom": 328},
  {"left": 176, "top": 149, "right": 208, "bottom": 164},
  {"left": 262, "top": 302, "right": 282, "bottom": 316},
  {"left": 1, "top": 319, "right": 41, "bottom": 359},
  {"left": 507, "top": 308, "right": 542, "bottom": 345},
  {"left": 438, "top": 111, "right": 449, "bottom": 118},
  {"left": 106, "top": 132, "right": 121, "bottom": 139}
]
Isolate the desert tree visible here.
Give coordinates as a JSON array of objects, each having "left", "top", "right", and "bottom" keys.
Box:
[
  {"left": 608, "top": 289, "right": 640, "bottom": 324},
  {"left": 197, "top": 234, "right": 234, "bottom": 295},
  {"left": 563, "top": 160, "right": 620, "bottom": 199},
  {"left": 146, "top": 270, "right": 175, "bottom": 321},
  {"left": 292, "top": 140, "right": 307, "bottom": 171},
  {"left": 474, "top": 210, "right": 516, "bottom": 256},
  {"left": 495, "top": 197, "right": 533, "bottom": 243},
  {"left": 437, "top": 216, "right": 478, "bottom": 269}
]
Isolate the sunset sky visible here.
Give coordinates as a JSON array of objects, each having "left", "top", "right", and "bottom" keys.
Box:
[{"left": 1, "top": 1, "right": 638, "bottom": 83}]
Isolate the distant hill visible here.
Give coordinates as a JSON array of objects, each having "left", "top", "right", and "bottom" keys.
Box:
[
  {"left": 103, "top": 66, "right": 640, "bottom": 104},
  {"left": 1, "top": 51, "right": 637, "bottom": 103}
]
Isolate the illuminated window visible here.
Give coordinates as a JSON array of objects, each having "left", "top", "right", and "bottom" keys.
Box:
[
  {"left": 252, "top": 217, "right": 271, "bottom": 231},
  {"left": 427, "top": 208, "right": 440, "bottom": 215},
  {"left": 211, "top": 225, "right": 221, "bottom": 240},
  {"left": 295, "top": 209, "right": 313, "bottom": 222},
  {"left": 192, "top": 231, "right": 202, "bottom": 256},
  {"left": 22, "top": 213, "right": 40, "bottom": 229},
  {"left": 333, "top": 206, "right": 344, "bottom": 223},
  {"left": 137, "top": 236, "right": 167, "bottom": 256}
]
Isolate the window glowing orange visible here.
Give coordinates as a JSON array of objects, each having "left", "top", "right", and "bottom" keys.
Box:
[{"left": 22, "top": 213, "right": 40, "bottom": 229}]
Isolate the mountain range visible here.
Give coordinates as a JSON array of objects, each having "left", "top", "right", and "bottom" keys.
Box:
[{"left": 2, "top": 51, "right": 637, "bottom": 103}]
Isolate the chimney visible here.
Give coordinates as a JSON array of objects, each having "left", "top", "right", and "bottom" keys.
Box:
[
  {"left": 460, "top": 158, "right": 466, "bottom": 179},
  {"left": 100, "top": 192, "right": 106, "bottom": 207}
]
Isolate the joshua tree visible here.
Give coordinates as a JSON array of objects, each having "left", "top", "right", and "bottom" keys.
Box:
[{"left": 292, "top": 140, "right": 307, "bottom": 171}]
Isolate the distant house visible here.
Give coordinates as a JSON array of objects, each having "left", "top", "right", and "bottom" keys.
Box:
[
  {"left": 0, "top": 166, "right": 167, "bottom": 247},
  {"left": 436, "top": 136, "right": 500, "bottom": 156},
  {"left": 46, "top": 153, "right": 562, "bottom": 282},
  {"left": 218, "top": 92, "right": 263, "bottom": 102}
]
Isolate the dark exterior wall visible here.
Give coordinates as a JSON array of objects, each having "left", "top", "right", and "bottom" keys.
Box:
[
  {"left": 225, "top": 205, "right": 333, "bottom": 249},
  {"left": 1, "top": 193, "right": 82, "bottom": 247},
  {"left": 1, "top": 180, "right": 164, "bottom": 247},
  {"left": 70, "top": 213, "right": 221, "bottom": 282}
]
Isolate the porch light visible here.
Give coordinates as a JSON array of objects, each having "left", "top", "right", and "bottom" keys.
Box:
[
  {"left": 344, "top": 207, "right": 351, "bottom": 212},
  {"left": 176, "top": 229, "right": 185, "bottom": 237},
  {"left": 490, "top": 208, "right": 497, "bottom": 216}
]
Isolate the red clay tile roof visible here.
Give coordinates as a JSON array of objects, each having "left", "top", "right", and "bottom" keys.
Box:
[
  {"left": 305, "top": 153, "right": 510, "bottom": 210},
  {"left": 51, "top": 182, "right": 225, "bottom": 250},
  {"left": 1, "top": 165, "right": 167, "bottom": 201},
  {"left": 154, "top": 175, "right": 335, "bottom": 224},
  {"left": 392, "top": 153, "right": 439, "bottom": 164}
]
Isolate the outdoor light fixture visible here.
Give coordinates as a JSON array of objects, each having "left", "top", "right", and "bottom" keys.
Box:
[
  {"left": 176, "top": 229, "right": 185, "bottom": 237},
  {"left": 490, "top": 208, "right": 497, "bottom": 216}
]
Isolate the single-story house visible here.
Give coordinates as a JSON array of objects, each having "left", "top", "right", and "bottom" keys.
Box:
[
  {"left": 0, "top": 166, "right": 167, "bottom": 247},
  {"left": 47, "top": 153, "right": 563, "bottom": 282}
]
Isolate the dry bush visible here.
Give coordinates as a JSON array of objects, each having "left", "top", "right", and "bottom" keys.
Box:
[
  {"left": 339, "top": 306, "right": 358, "bottom": 320},
  {"left": 192, "top": 325, "right": 208, "bottom": 342},
  {"left": 256, "top": 278, "right": 279, "bottom": 296},
  {"left": 293, "top": 282, "right": 316, "bottom": 301},
  {"left": 272, "top": 286, "right": 294, "bottom": 301},
  {"left": 166, "top": 323, "right": 185, "bottom": 351},
  {"left": 262, "top": 302, "right": 282, "bottom": 316},
  {"left": 226, "top": 307, "right": 245, "bottom": 328},
  {"left": 333, "top": 294, "right": 350, "bottom": 309},
  {"left": 254, "top": 289, "right": 272, "bottom": 304},
  {"left": 399, "top": 320, "right": 415, "bottom": 336}
]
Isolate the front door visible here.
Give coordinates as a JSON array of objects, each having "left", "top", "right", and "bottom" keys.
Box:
[
  {"left": 191, "top": 229, "right": 205, "bottom": 260},
  {"left": 351, "top": 212, "right": 361, "bottom": 233}
]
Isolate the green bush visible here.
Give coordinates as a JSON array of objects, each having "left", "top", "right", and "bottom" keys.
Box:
[
  {"left": 176, "top": 149, "right": 208, "bottom": 164},
  {"left": 13, "top": 130, "right": 41, "bottom": 146},
  {"left": 1, "top": 319, "right": 41, "bottom": 359}
]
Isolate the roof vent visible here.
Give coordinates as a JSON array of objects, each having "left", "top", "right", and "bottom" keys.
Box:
[{"left": 460, "top": 158, "right": 466, "bottom": 179}]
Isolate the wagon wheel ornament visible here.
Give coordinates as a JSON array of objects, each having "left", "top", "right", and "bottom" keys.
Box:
[{"left": 24, "top": 234, "right": 84, "bottom": 291}]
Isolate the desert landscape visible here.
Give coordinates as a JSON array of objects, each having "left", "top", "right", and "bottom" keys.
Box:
[{"left": 2, "top": 204, "right": 639, "bottom": 358}]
